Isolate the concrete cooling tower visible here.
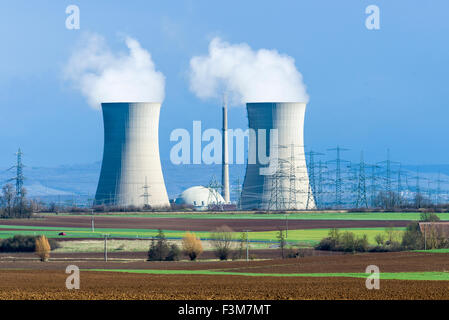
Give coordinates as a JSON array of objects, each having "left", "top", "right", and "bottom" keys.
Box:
[
  {"left": 240, "top": 102, "right": 315, "bottom": 210},
  {"left": 94, "top": 102, "right": 170, "bottom": 208}
]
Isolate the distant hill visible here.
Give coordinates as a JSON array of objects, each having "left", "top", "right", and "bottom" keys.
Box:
[
  {"left": 0, "top": 160, "right": 246, "bottom": 203},
  {"left": 1, "top": 161, "right": 449, "bottom": 205}
]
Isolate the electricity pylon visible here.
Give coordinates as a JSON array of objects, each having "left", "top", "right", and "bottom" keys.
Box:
[
  {"left": 377, "top": 149, "right": 400, "bottom": 203},
  {"left": 367, "top": 163, "right": 381, "bottom": 207},
  {"left": 141, "top": 176, "right": 150, "bottom": 207},
  {"left": 306, "top": 150, "right": 323, "bottom": 210},
  {"left": 315, "top": 160, "right": 328, "bottom": 209},
  {"left": 355, "top": 151, "right": 368, "bottom": 208},
  {"left": 327, "top": 146, "right": 350, "bottom": 208},
  {"left": 232, "top": 177, "right": 242, "bottom": 210},
  {"left": 207, "top": 175, "right": 223, "bottom": 210},
  {"left": 435, "top": 172, "right": 446, "bottom": 205},
  {"left": 8, "top": 148, "right": 25, "bottom": 200}
]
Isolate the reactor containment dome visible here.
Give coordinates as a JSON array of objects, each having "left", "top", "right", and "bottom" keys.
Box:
[
  {"left": 175, "top": 186, "right": 225, "bottom": 211},
  {"left": 240, "top": 102, "right": 316, "bottom": 210},
  {"left": 94, "top": 102, "right": 170, "bottom": 208}
]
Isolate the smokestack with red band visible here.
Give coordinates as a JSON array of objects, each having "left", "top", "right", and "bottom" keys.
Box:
[{"left": 222, "top": 94, "right": 230, "bottom": 204}]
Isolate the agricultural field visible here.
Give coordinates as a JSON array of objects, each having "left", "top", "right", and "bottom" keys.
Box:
[
  {"left": 1, "top": 212, "right": 448, "bottom": 300},
  {"left": 0, "top": 223, "right": 404, "bottom": 246},
  {"left": 0, "top": 252, "right": 448, "bottom": 299}
]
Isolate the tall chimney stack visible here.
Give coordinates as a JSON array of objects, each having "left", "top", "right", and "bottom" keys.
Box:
[{"left": 222, "top": 94, "right": 230, "bottom": 204}]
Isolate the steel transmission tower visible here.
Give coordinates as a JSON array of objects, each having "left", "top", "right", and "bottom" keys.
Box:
[
  {"left": 207, "top": 175, "right": 223, "bottom": 210},
  {"left": 8, "top": 148, "right": 25, "bottom": 199},
  {"left": 315, "top": 160, "right": 327, "bottom": 208},
  {"left": 232, "top": 177, "right": 242, "bottom": 210},
  {"left": 355, "top": 151, "right": 368, "bottom": 208},
  {"left": 306, "top": 150, "right": 323, "bottom": 210},
  {"left": 327, "top": 146, "right": 349, "bottom": 208},
  {"left": 435, "top": 172, "right": 446, "bottom": 205},
  {"left": 367, "top": 164, "right": 380, "bottom": 207},
  {"left": 377, "top": 149, "right": 400, "bottom": 194},
  {"left": 141, "top": 176, "right": 150, "bottom": 207}
]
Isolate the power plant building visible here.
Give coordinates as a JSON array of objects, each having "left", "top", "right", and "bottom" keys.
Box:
[
  {"left": 240, "top": 102, "right": 315, "bottom": 210},
  {"left": 94, "top": 102, "right": 170, "bottom": 208}
]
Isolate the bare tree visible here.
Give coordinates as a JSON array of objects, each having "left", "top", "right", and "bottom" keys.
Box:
[
  {"left": 210, "top": 226, "right": 233, "bottom": 260},
  {"left": 1, "top": 184, "right": 16, "bottom": 217}
]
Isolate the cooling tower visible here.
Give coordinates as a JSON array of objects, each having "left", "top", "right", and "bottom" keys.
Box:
[
  {"left": 240, "top": 102, "right": 315, "bottom": 210},
  {"left": 94, "top": 102, "right": 170, "bottom": 208}
]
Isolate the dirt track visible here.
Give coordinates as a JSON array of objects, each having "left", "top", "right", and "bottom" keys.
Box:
[
  {"left": 1, "top": 269, "right": 448, "bottom": 300},
  {"left": 0, "top": 215, "right": 410, "bottom": 231},
  {"left": 0, "top": 248, "right": 341, "bottom": 262},
  {"left": 1, "top": 252, "right": 447, "bottom": 273}
]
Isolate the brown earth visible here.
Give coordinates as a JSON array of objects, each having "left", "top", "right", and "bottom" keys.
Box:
[
  {"left": 0, "top": 269, "right": 448, "bottom": 300},
  {"left": 1, "top": 251, "right": 447, "bottom": 273},
  {"left": 0, "top": 215, "right": 410, "bottom": 231}
]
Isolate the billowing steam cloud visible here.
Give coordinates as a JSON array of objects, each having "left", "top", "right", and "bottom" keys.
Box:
[
  {"left": 64, "top": 33, "right": 165, "bottom": 109},
  {"left": 189, "top": 38, "right": 309, "bottom": 105}
]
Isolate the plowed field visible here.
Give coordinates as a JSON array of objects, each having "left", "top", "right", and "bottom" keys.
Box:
[{"left": 0, "top": 270, "right": 448, "bottom": 300}]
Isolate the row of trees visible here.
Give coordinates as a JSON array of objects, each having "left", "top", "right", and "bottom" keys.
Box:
[
  {"left": 370, "top": 190, "right": 439, "bottom": 210},
  {"left": 316, "top": 213, "right": 449, "bottom": 252},
  {"left": 147, "top": 227, "right": 257, "bottom": 262},
  {"left": 0, "top": 184, "right": 32, "bottom": 218},
  {"left": 147, "top": 226, "right": 293, "bottom": 262}
]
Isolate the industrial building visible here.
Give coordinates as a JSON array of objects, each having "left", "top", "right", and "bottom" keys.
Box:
[
  {"left": 175, "top": 186, "right": 225, "bottom": 210},
  {"left": 94, "top": 102, "right": 170, "bottom": 208},
  {"left": 240, "top": 102, "right": 315, "bottom": 210}
]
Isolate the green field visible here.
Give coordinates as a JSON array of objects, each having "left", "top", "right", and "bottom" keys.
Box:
[
  {"left": 88, "top": 269, "right": 449, "bottom": 281},
  {"left": 38, "top": 211, "right": 449, "bottom": 221},
  {"left": 0, "top": 224, "right": 403, "bottom": 245},
  {"left": 414, "top": 248, "right": 449, "bottom": 253}
]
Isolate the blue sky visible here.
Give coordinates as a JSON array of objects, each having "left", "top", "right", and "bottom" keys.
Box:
[{"left": 0, "top": 0, "right": 448, "bottom": 167}]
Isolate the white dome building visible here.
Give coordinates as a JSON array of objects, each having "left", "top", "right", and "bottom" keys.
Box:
[{"left": 175, "top": 186, "right": 225, "bottom": 210}]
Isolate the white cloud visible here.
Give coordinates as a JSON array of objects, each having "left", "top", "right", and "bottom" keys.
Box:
[
  {"left": 189, "top": 37, "right": 309, "bottom": 106},
  {"left": 64, "top": 33, "right": 165, "bottom": 109}
]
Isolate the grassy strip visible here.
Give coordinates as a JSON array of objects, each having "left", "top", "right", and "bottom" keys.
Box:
[
  {"left": 414, "top": 248, "right": 449, "bottom": 253},
  {"left": 36, "top": 212, "right": 449, "bottom": 220},
  {"left": 0, "top": 225, "right": 403, "bottom": 245},
  {"left": 87, "top": 269, "right": 449, "bottom": 281}
]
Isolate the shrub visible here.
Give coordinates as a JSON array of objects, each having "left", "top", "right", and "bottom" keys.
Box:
[
  {"left": 286, "top": 247, "right": 308, "bottom": 258},
  {"left": 182, "top": 232, "right": 203, "bottom": 261},
  {"left": 420, "top": 212, "right": 441, "bottom": 222},
  {"left": 165, "top": 244, "right": 181, "bottom": 261},
  {"left": 210, "top": 226, "right": 233, "bottom": 260},
  {"left": 315, "top": 229, "right": 369, "bottom": 253},
  {"left": 401, "top": 222, "right": 424, "bottom": 250},
  {"left": 35, "top": 235, "right": 51, "bottom": 262},
  {"left": 374, "top": 233, "right": 385, "bottom": 246},
  {"left": 0, "top": 235, "right": 60, "bottom": 252},
  {"left": 147, "top": 229, "right": 180, "bottom": 261}
]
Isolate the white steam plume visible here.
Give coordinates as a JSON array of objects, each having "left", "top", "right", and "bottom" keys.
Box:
[
  {"left": 64, "top": 33, "right": 165, "bottom": 109},
  {"left": 189, "top": 38, "right": 309, "bottom": 105}
]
